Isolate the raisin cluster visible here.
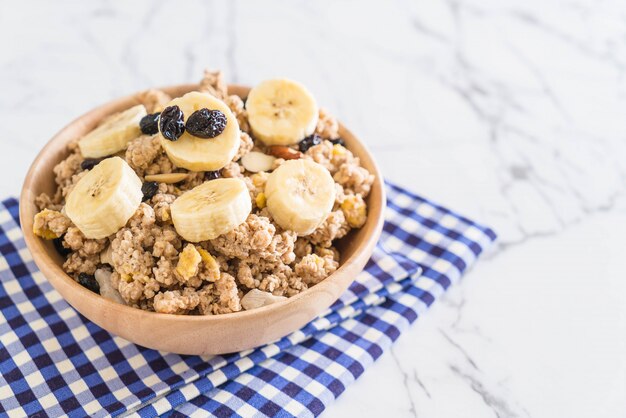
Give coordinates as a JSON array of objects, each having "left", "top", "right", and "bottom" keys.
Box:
[{"left": 157, "top": 106, "right": 227, "bottom": 141}]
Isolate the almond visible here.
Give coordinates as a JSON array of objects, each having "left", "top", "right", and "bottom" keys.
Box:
[
  {"left": 144, "top": 172, "right": 190, "bottom": 183},
  {"left": 241, "top": 151, "right": 276, "bottom": 173},
  {"left": 241, "top": 289, "right": 287, "bottom": 310},
  {"left": 267, "top": 146, "right": 302, "bottom": 160},
  {"left": 100, "top": 245, "right": 113, "bottom": 265}
]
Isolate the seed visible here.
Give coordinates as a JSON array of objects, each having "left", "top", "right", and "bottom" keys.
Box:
[
  {"left": 141, "top": 181, "right": 159, "bottom": 201},
  {"left": 139, "top": 112, "right": 160, "bottom": 135},
  {"left": 78, "top": 272, "right": 100, "bottom": 294},
  {"left": 241, "top": 289, "right": 287, "bottom": 310},
  {"left": 144, "top": 172, "right": 189, "bottom": 184},
  {"left": 241, "top": 151, "right": 276, "bottom": 173},
  {"left": 298, "top": 134, "right": 321, "bottom": 152},
  {"left": 186, "top": 108, "right": 228, "bottom": 138},
  {"left": 80, "top": 158, "right": 101, "bottom": 171},
  {"left": 159, "top": 105, "right": 186, "bottom": 141}
]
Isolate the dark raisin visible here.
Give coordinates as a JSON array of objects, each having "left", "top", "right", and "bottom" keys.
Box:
[
  {"left": 80, "top": 158, "right": 101, "bottom": 171},
  {"left": 78, "top": 273, "right": 100, "bottom": 294},
  {"left": 140, "top": 112, "right": 160, "bottom": 135},
  {"left": 52, "top": 236, "right": 71, "bottom": 257},
  {"left": 141, "top": 181, "right": 159, "bottom": 201},
  {"left": 329, "top": 138, "right": 345, "bottom": 146},
  {"left": 205, "top": 170, "right": 221, "bottom": 181},
  {"left": 186, "top": 108, "right": 227, "bottom": 138},
  {"left": 298, "top": 134, "right": 322, "bottom": 152},
  {"left": 159, "top": 105, "right": 185, "bottom": 141}
]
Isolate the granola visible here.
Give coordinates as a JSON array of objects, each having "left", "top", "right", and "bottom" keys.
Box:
[{"left": 33, "top": 69, "right": 375, "bottom": 315}]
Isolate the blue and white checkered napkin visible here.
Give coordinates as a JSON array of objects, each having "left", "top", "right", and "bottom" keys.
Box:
[{"left": 0, "top": 183, "right": 496, "bottom": 417}]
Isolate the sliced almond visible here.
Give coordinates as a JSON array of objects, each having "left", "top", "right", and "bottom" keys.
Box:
[
  {"left": 241, "top": 289, "right": 287, "bottom": 310},
  {"left": 267, "top": 146, "right": 302, "bottom": 160},
  {"left": 241, "top": 151, "right": 276, "bottom": 173},
  {"left": 100, "top": 245, "right": 113, "bottom": 265},
  {"left": 144, "top": 172, "right": 190, "bottom": 184}
]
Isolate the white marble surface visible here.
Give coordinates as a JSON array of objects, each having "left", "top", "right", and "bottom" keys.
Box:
[{"left": 2, "top": 0, "right": 626, "bottom": 416}]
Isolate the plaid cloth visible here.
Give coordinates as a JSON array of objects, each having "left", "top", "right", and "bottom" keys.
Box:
[{"left": 0, "top": 183, "right": 496, "bottom": 417}]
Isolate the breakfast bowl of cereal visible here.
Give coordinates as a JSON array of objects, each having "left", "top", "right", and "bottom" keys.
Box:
[{"left": 19, "top": 70, "right": 384, "bottom": 355}]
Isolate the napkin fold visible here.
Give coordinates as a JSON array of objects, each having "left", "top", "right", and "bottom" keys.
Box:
[{"left": 0, "top": 183, "right": 496, "bottom": 417}]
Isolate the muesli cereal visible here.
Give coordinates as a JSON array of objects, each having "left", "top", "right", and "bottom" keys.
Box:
[{"left": 33, "top": 70, "right": 375, "bottom": 315}]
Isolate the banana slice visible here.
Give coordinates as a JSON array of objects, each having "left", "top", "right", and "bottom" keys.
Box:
[
  {"left": 265, "top": 159, "right": 335, "bottom": 235},
  {"left": 171, "top": 178, "right": 251, "bottom": 242},
  {"left": 79, "top": 105, "right": 147, "bottom": 158},
  {"left": 65, "top": 157, "right": 143, "bottom": 239},
  {"left": 246, "top": 79, "right": 318, "bottom": 146},
  {"left": 160, "top": 92, "right": 240, "bottom": 171}
]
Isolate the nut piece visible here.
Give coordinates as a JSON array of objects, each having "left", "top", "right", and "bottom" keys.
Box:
[
  {"left": 241, "top": 151, "right": 276, "bottom": 173},
  {"left": 241, "top": 289, "right": 287, "bottom": 310},
  {"left": 94, "top": 268, "right": 125, "bottom": 304},
  {"left": 267, "top": 146, "right": 302, "bottom": 160},
  {"left": 144, "top": 172, "right": 190, "bottom": 184}
]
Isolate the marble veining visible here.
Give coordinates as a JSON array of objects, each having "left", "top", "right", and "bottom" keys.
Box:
[{"left": 1, "top": 0, "right": 625, "bottom": 417}]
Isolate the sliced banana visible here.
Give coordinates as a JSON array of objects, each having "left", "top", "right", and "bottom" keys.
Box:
[
  {"left": 79, "top": 105, "right": 147, "bottom": 158},
  {"left": 171, "top": 178, "right": 251, "bottom": 242},
  {"left": 246, "top": 79, "right": 318, "bottom": 146},
  {"left": 65, "top": 157, "right": 143, "bottom": 239},
  {"left": 265, "top": 159, "right": 335, "bottom": 235},
  {"left": 160, "top": 92, "right": 240, "bottom": 171}
]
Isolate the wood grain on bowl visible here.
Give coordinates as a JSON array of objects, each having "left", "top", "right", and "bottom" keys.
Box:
[{"left": 19, "top": 84, "right": 385, "bottom": 355}]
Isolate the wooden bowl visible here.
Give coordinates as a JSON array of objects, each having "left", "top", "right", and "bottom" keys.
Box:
[{"left": 19, "top": 84, "right": 385, "bottom": 355}]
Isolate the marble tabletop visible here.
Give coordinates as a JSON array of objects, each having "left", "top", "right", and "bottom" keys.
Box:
[{"left": 1, "top": 0, "right": 625, "bottom": 416}]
